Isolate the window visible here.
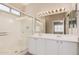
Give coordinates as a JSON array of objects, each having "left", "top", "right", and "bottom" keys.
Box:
[
  {"left": 0, "top": 4, "right": 10, "bottom": 12},
  {"left": 54, "top": 22, "right": 64, "bottom": 34},
  {"left": 11, "top": 9, "right": 20, "bottom": 16},
  {"left": 0, "top": 4, "right": 21, "bottom": 16},
  {"left": 69, "top": 19, "right": 77, "bottom": 28}
]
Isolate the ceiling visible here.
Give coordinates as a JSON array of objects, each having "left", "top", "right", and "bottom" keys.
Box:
[{"left": 7, "top": 3, "right": 76, "bottom": 17}]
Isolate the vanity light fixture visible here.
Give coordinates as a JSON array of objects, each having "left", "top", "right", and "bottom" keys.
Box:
[
  {"left": 38, "top": 12, "right": 42, "bottom": 17},
  {"left": 53, "top": 10, "right": 56, "bottom": 13},
  {"left": 55, "top": 9, "right": 58, "bottom": 12},
  {"left": 45, "top": 11, "right": 48, "bottom": 15},
  {"left": 43, "top": 12, "right": 46, "bottom": 16},
  {"left": 47, "top": 11, "right": 49, "bottom": 14},
  {"left": 61, "top": 8, "right": 65, "bottom": 12},
  {"left": 57, "top": 9, "right": 59, "bottom": 12},
  {"left": 59, "top": 8, "right": 62, "bottom": 12},
  {"left": 42, "top": 12, "right": 45, "bottom": 16},
  {"left": 52, "top": 10, "right": 54, "bottom": 13},
  {"left": 48, "top": 11, "right": 51, "bottom": 14},
  {"left": 64, "top": 8, "right": 65, "bottom": 11},
  {"left": 38, "top": 8, "right": 66, "bottom": 17},
  {"left": 44, "top": 12, "right": 46, "bottom": 15},
  {"left": 62, "top": 8, "right": 65, "bottom": 10}
]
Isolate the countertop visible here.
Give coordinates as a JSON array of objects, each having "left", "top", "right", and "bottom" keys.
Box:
[{"left": 29, "top": 33, "right": 79, "bottom": 43}]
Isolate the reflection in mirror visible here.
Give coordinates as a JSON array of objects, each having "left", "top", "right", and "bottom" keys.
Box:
[{"left": 54, "top": 21, "right": 64, "bottom": 34}]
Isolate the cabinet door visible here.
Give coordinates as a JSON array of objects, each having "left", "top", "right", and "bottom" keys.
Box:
[
  {"left": 36, "top": 39, "right": 46, "bottom": 55},
  {"left": 28, "top": 38, "right": 37, "bottom": 54},
  {"left": 59, "top": 41, "right": 78, "bottom": 55},
  {"left": 45, "top": 39, "right": 59, "bottom": 55}
]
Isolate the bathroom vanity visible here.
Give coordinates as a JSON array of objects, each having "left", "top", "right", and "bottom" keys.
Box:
[{"left": 28, "top": 34, "right": 79, "bottom": 55}]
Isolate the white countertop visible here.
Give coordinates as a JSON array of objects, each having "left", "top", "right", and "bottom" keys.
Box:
[{"left": 30, "top": 33, "right": 79, "bottom": 43}]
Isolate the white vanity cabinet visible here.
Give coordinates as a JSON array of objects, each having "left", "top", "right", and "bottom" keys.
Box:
[
  {"left": 45, "top": 39, "right": 59, "bottom": 55},
  {"left": 28, "top": 34, "right": 78, "bottom": 55},
  {"left": 36, "top": 38, "right": 46, "bottom": 55},
  {"left": 45, "top": 39, "right": 78, "bottom": 55},
  {"left": 59, "top": 41, "right": 78, "bottom": 55},
  {"left": 28, "top": 38, "right": 37, "bottom": 54}
]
